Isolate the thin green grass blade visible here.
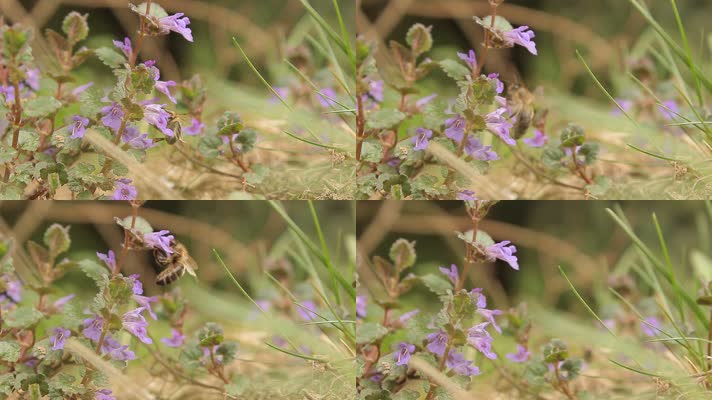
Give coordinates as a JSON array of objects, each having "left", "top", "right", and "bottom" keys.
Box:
[
  {"left": 559, "top": 266, "right": 617, "bottom": 337},
  {"left": 576, "top": 50, "right": 637, "bottom": 126},
  {"left": 233, "top": 38, "right": 293, "bottom": 112},
  {"left": 214, "top": 249, "right": 270, "bottom": 315}
]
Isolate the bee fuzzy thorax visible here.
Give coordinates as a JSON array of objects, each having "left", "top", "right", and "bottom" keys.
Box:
[{"left": 153, "top": 240, "right": 198, "bottom": 286}]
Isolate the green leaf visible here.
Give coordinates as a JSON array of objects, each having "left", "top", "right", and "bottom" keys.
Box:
[
  {"left": 62, "top": 12, "right": 89, "bottom": 44},
  {"left": 244, "top": 164, "right": 269, "bottom": 185},
  {"left": 392, "top": 379, "right": 430, "bottom": 400},
  {"left": 389, "top": 239, "right": 416, "bottom": 272},
  {"left": 366, "top": 109, "right": 407, "bottom": 130},
  {"left": 542, "top": 146, "right": 566, "bottom": 169},
  {"left": 586, "top": 175, "right": 610, "bottom": 197},
  {"left": 5, "top": 307, "right": 43, "bottom": 329},
  {"left": 420, "top": 273, "right": 452, "bottom": 296},
  {"left": 17, "top": 130, "right": 40, "bottom": 152},
  {"left": 440, "top": 59, "right": 471, "bottom": 82},
  {"left": 0, "top": 341, "right": 20, "bottom": 362},
  {"left": 197, "top": 135, "right": 222, "bottom": 159},
  {"left": 406, "top": 23, "right": 433, "bottom": 57},
  {"left": 79, "top": 87, "right": 104, "bottom": 116},
  {"left": 542, "top": 338, "right": 568, "bottom": 363},
  {"left": 78, "top": 259, "right": 109, "bottom": 286},
  {"left": 114, "top": 215, "right": 153, "bottom": 234},
  {"left": 43, "top": 224, "right": 71, "bottom": 260},
  {"left": 357, "top": 322, "right": 389, "bottom": 344},
  {"left": 361, "top": 141, "right": 383, "bottom": 164},
  {"left": 559, "top": 124, "right": 586, "bottom": 148},
  {"left": 24, "top": 97, "right": 62, "bottom": 118},
  {"left": 95, "top": 47, "right": 126, "bottom": 69},
  {"left": 560, "top": 358, "right": 583, "bottom": 381},
  {"left": 225, "top": 375, "right": 249, "bottom": 396},
  {"left": 578, "top": 143, "right": 599, "bottom": 166}
]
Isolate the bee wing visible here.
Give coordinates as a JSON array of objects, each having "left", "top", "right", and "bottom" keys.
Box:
[{"left": 182, "top": 255, "right": 199, "bottom": 278}]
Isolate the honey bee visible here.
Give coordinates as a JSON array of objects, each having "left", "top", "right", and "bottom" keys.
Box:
[
  {"left": 153, "top": 239, "right": 198, "bottom": 286},
  {"left": 507, "top": 83, "right": 536, "bottom": 139}
]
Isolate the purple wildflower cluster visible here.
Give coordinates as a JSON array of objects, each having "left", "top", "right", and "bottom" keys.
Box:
[{"left": 385, "top": 229, "right": 527, "bottom": 384}]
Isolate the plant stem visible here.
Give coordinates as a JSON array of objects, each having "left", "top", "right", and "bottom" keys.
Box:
[
  {"left": 114, "top": 205, "right": 138, "bottom": 275},
  {"left": 571, "top": 151, "right": 592, "bottom": 185},
  {"left": 95, "top": 322, "right": 109, "bottom": 354},
  {"left": 355, "top": 72, "right": 366, "bottom": 161},
  {"left": 474, "top": 2, "right": 498, "bottom": 77},
  {"left": 707, "top": 310, "right": 712, "bottom": 370}
]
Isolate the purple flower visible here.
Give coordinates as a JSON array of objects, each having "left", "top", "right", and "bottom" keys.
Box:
[
  {"left": 161, "top": 328, "right": 186, "bottom": 347},
  {"left": 297, "top": 300, "right": 319, "bottom": 321},
  {"left": 122, "top": 126, "right": 155, "bottom": 149},
  {"left": 155, "top": 79, "right": 177, "bottom": 104},
  {"left": 95, "top": 389, "right": 116, "bottom": 400},
  {"left": 97, "top": 250, "right": 117, "bottom": 271},
  {"left": 113, "top": 37, "right": 132, "bottom": 58},
  {"left": 438, "top": 264, "right": 459, "bottom": 286},
  {"left": 101, "top": 103, "right": 124, "bottom": 131},
  {"left": 185, "top": 118, "right": 205, "bottom": 136},
  {"left": 270, "top": 87, "right": 290, "bottom": 104},
  {"left": 504, "top": 26, "right": 537, "bottom": 55},
  {"left": 488, "top": 73, "right": 504, "bottom": 94},
  {"left": 612, "top": 98, "right": 634, "bottom": 116},
  {"left": 641, "top": 316, "right": 662, "bottom": 337},
  {"left": 412, "top": 128, "right": 433, "bottom": 151},
  {"left": 71, "top": 82, "right": 94, "bottom": 98},
  {"left": 399, "top": 309, "right": 420, "bottom": 324},
  {"left": 523, "top": 129, "right": 548, "bottom": 148},
  {"left": 444, "top": 115, "right": 466, "bottom": 143},
  {"left": 134, "top": 294, "right": 158, "bottom": 320},
  {"left": 506, "top": 344, "right": 530, "bottom": 363},
  {"left": 356, "top": 295, "right": 367, "bottom": 319},
  {"left": 144, "top": 230, "right": 175, "bottom": 254},
  {"left": 478, "top": 308, "right": 503, "bottom": 333},
  {"left": 145, "top": 62, "right": 178, "bottom": 104},
  {"left": 49, "top": 327, "right": 71, "bottom": 350},
  {"left": 112, "top": 178, "right": 138, "bottom": 201},
  {"left": 467, "top": 322, "right": 497, "bottom": 359},
  {"left": 485, "top": 241, "right": 519, "bottom": 270},
  {"left": 104, "top": 336, "right": 136, "bottom": 361},
  {"left": 416, "top": 94, "right": 438, "bottom": 110},
  {"left": 52, "top": 294, "right": 75, "bottom": 311},
  {"left": 470, "top": 288, "right": 487, "bottom": 308},
  {"left": 122, "top": 307, "right": 152, "bottom": 344},
  {"left": 457, "top": 49, "right": 478, "bottom": 70},
  {"left": 159, "top": 13, "right": 193, "bottom": 42},
  {"left": 82, "top": 315, "right": 104, "bottom": 342},
  {"left": 446, "top": 351, "right": 481, "bottom": 376},
  {"left": 143, "top": 103, "right": 174, "bottom": 137},
  {"left": 599, "top": 318, "right": 617, "bottom": 331},
  {"left": 457, "top": 190, "right": 478, "bottom": 201},
  {"left": 70, "top": 116, "right": 89, "bottom": 139},
  {"left": 658, "top": 100, "right": 679, "bottom": 121},
  {"left": 1, "top": 277, "right": 21, "bottom": 304},
  {"left": 368, "top": 80, "right": 384, "bottom": 102},
  {"left": 394, "top": 342, "right": 415, "bottom": 366},
  {"left": 486, "top": 108, "right": 515, "bottom": 146},
  {"left": 317, "top": 88, "right": 338, "bottom": 108},
  {"left": 25, "top": 68, "right": 40, "bottom": 91},
  {"left": 465, "top": 136, "right": 498, "bottom": 161},
  {"left": 426, "top": 330, "right": 448, "bottom": 357}
]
